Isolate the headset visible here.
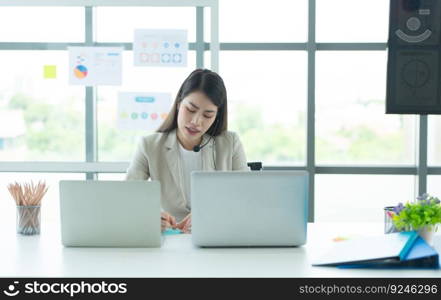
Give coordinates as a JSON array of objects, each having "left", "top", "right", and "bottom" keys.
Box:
[{"left": 192, "top": 117, "right": 219, "bottom": 170}]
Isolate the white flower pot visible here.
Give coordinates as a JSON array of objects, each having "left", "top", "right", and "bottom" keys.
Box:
[{"left": 418, "top": 225, "right": 438, "bottom": 247}]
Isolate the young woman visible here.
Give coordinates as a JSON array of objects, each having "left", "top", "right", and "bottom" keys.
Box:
[{"left": 126, "top": 69, "right": 249, "bottom": 233}]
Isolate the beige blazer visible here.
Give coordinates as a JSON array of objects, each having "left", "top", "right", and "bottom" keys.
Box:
[{"left": 126, "top": 129, "right": 249, "bottom": 221}]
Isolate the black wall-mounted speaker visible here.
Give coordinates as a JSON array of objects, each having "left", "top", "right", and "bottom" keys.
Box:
[{"left": 386, "top": 0, "right": 441, "bottom": 114}]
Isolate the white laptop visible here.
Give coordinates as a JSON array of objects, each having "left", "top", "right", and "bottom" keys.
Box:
[
  {"left": 191, "top": 171, "right": 308, "bottom": 247},
  {"left": 59, "top": 180, "right": 161, "bottom": 247}
]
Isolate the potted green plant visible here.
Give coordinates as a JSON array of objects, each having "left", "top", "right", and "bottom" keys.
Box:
[{"left": 391, "top": 193, "right": 441, "bottom": 246}]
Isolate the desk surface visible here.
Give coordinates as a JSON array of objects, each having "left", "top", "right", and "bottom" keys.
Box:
[{"left": 1, "top": 221, "right": 440, "bottom": 278}]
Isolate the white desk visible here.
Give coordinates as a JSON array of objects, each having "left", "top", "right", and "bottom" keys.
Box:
[{"left": 1, "top": 221, "right": 440, "bottom": 277}]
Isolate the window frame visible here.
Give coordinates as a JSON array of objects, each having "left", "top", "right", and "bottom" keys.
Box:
[{"left": 0, "top": 0, "right": 436, "bottom": 223}]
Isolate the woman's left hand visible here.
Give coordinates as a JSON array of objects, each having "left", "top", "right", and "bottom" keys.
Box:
[{"left": 177, "top": 213, "right": 192, "bottom": 233}]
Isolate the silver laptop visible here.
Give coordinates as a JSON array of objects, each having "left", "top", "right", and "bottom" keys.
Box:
[
  {"left": 191, "top": 171, "right": 308, "bottom": 247},
  {"left": 59, "top": 180, "right": 161, "bottom": 247}
]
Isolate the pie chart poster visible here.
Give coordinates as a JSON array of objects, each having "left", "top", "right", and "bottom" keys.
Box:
[{"left": 69, "top": 46, "right": 123, "bottom": 86}]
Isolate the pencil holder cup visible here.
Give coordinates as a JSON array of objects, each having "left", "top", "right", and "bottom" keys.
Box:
[
  {"left": 16, "top": 205, "right": 41, "bottom": 235},
  {"left": 384, "top": 206, "right": 400, "bottom": 234}
]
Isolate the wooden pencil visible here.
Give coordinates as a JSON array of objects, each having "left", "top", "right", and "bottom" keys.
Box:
[{"left": 7, "top": 181, "right": 48, "bottom": 234}]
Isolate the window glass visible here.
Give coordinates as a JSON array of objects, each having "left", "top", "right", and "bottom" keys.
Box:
[
  {"left": 217, "top": 0, "right": 307, "bottom": 42},
  {"left": 316, "top": 51, "right": 416, "bottom": 165},
  {"left": 96, "top": 7, "right": 196, "bottom": 42},
  {"left": 0, "top": 7, "right": 84, "bottom": 42},
  {"left": 317, "top": 0, "right": 389, "bottom": 42},
  {"left": 0, "top": 51, "right": 85, "bottom": 161},
  {"left": 316, "top": 175, "right": 416, "bottom": 222},
  {"left": 428, "top": 116, "right": 441, "bottom": 165},
  {"left": 220, "top": 51, "right": 307, "bottom": 165}
]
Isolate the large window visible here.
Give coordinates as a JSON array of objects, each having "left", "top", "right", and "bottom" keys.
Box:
[{"left": 1, "top": 1, "right": 436, "bottom": 224}]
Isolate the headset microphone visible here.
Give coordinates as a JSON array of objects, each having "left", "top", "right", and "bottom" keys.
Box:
[
  {"left": 192, "top": 144, "right": 203, "bottom": 152},
  {"left": 193, "top": 118, "right": 219, "bottom": 152}
]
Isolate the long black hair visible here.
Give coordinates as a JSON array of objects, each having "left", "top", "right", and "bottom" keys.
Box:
[{"left": 157, "top": 69, "right": 228, "bottom": 136}]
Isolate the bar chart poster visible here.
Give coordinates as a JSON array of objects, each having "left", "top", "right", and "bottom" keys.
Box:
[
  {"left": 134, "top": 29, "right": 188, "bottom": 67},
  {"left": 117, "top": 92, "right": 172, "bottom": 131},
  {"left": 69, "top": 47, "right": 123, "bottom": 86}
]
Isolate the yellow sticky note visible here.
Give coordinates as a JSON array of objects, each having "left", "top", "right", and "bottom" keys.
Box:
[{"left": 43, "top": 65, "right": 57, "bottom": 79}]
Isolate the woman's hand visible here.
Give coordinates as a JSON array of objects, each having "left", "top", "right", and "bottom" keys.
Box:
[
  {"left": 176, "top": 213, "right": 192, "bottom": 233},
  {"left": 161, "top": 211, "right": 177, "bottom": 232}
]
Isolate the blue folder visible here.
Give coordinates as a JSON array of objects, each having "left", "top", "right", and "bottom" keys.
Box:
[
  {"left": 337, "top": 236, "right": 439, "bottom": 269},
  {"left": 312, "top": 231, "right": 437, "bottom": 268}
]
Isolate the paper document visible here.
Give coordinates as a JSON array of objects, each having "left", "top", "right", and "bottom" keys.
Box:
[
  {"left": 69, "top": 47, "right": 123, "bottom": 86},
  {"left": 133, "top": 29, "right": 188, "bottom": 67},
  {"left": 117, "top": 92, "right": 172, "bottom": 131}
]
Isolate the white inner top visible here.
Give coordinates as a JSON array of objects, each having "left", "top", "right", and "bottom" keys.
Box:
[{"left": 178, "top": 142, "right": 202, "bottom": 210}]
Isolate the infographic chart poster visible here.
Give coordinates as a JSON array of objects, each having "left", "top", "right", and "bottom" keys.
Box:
[
  {"left": 69, "top": 47, "right": 123, "bottom": 86},
  {"left": 133, "top": 29, "right": 188, "bottom": 67},
  {"left": 117, "top": 92, "right": 172, "bottom": 131}
]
